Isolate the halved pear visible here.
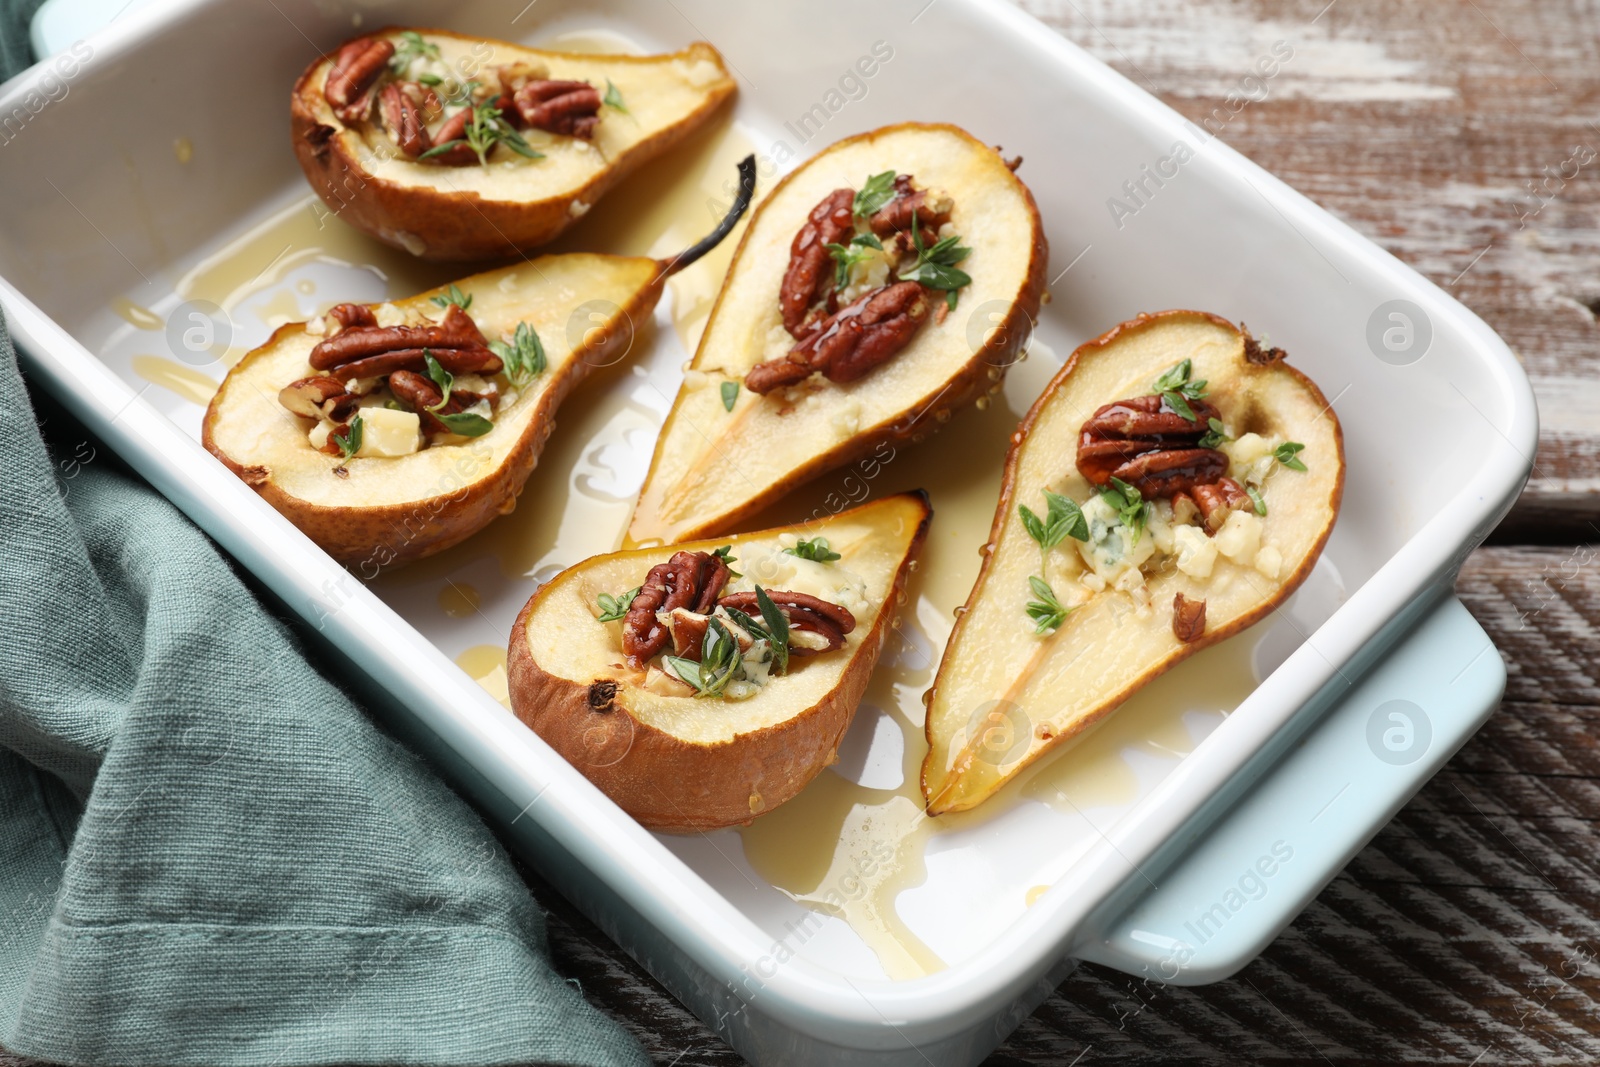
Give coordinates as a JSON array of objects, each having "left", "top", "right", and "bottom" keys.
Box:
[
  {"left": 292, "top": 28, "right": 736, "bottom": 261},
  {"left": 202, "top": 160, "right": 755, "bottom": 568},
  {"left": 625, "top": 122, "right": 1047, "bottom": 548},
  {"left": 508, "top": 493, "right": 931, "bottom": 832},
  {"left": 922, "top": 311, "right": 1344, "bottom": 815}
]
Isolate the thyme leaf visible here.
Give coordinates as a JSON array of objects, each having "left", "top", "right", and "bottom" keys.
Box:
[
  {"left": 596, "top": 586, "right": 640, "bottom": 622},
  {"left": 785, "top": 537, "right": 841, "bottom": 563},
  {"left": 488, "top": 321, "right": 547, "bottom": 388},
  {"left": 853, "top": 170, "right": 897, "bottom": 217},
  {"left": 331, "top": 414, "right": 363, "bottom": 460},
  {"left": 1025, "top": 575, "right": 1070, "bottom": 635}
]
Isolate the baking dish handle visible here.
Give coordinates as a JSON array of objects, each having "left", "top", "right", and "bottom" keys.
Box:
[{"left": 1073, "top": 593, "right": 1503, "bottom": 986}]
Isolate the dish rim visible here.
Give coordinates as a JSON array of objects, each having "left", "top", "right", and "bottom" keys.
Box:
[{"left": 0, "top": 0, "right": 1538, "bottom": 1044}]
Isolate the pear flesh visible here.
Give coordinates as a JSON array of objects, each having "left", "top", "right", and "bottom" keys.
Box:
[
  {"left": 292, "top": 29, "right": 737, "bottom": 261},
  {"left": 627, "top": 122, "right": 1047, "bottom": 548},
  {"left": 922, "top": 311, "right": 1345, "bottom": 815},
  {"left": 203, "top": 253, "right": 661, "bottom": 567},
  {"left": 509, "top": 493, "right": 931, "bottom": 833}
]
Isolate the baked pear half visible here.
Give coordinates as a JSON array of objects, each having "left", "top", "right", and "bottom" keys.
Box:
[
  {"left": 292, "top": 27, "right": 736, "bottom": 260},
  {"left": 509, "top": 492, "right": 931, "bottom": 832},
  {"left": 922, "top": 311, "right": 1344, "bottom": 815},
  {"left": 203, "top": 161, "right": 755, "bottom": 568},
  {"left": 626, "top": 122, "right": 1047, "bottom": 547}
]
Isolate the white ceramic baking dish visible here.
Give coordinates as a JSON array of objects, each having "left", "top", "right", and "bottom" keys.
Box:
[{"left": 0, "top": 0, "right": 1535, "bottom": 1062}]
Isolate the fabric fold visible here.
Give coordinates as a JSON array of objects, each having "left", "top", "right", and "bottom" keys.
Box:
[{"left": 0, "top": 242, "right": 642, "bottom": 1067}]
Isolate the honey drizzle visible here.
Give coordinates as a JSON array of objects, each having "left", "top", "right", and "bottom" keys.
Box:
[
  {"left": 735, "top": 340, "right": 1258, "bottom": 978},
  {"left": 94, "top": 39, "right": 1267, "bottom": 979}
]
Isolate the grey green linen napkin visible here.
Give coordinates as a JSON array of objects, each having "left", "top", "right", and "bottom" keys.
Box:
[{"left": 0, "top": 14, "right": 648, "bottom": 1067}]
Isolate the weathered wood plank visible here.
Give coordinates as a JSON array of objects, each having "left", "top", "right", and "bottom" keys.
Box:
[{"left": 1018, "top": 0, "right": 1600, "bottom": 539}]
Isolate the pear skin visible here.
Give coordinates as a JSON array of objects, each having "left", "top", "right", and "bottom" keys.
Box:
[
  {"left": 626, "top": 122, "right": 1047, "bottom": 548},
  {"left": 292, "top": 28, "right": 737, "bottom": 261},
  {"left": 922, "top": 311, "right": 1344, "bottom": 815},
  {"left": 204, "top": 162, "right": 756, "bottom": 567},
  {"left": 509, "top": 493, "right": 931, "bottom": 832}
]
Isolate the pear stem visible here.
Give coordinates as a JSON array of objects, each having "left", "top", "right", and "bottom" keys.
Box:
[{"left": 658, "top": 154, "right": 757, "bottom": 276}]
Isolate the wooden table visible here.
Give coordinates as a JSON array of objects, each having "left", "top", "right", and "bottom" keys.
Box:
[{"left": 528, "top": 1, "right": 1600, "bottom": 1063}]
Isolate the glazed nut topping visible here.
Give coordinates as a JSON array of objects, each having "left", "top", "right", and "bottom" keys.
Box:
[
  {"left": 321, "top": 34, "right": 606, "bottom": 166},
  {"left": 328, "top": 301, "right": 377, "bottom": 331},
  {"left": 717, "top": 590, "right": 856, "bottom": 652},
  {"left": 779, "top": 188, "right": 854, "bottom": 338},
  {"left": 750, "top": 172, "right": 965, "bottom": 395},
  {"left": 379, "top": 82, "right": 435, "bottom": 158},
  {"left": 746, "top": 281, "right": 930, "bottom": 395},
  {"left": 307, "top": 304, "right": 501, "bottom": 380},
  {"left": 1076, "top": 394, "right": 1229, "bottom": 497},
  {"left": 623, "top": 550, "right": 730, "bottom": 666},
  {"left": 325, "top": 37, "right": 393, "bottom": 122},
  {"left": 386, "top": 369, "right": 485, "bottom": 436},
  {"left": 512, "top": 79, "right": 602, "bottom": 138},
  {"left": 619, "top": 549, "right": 856, "bottom": 671},
  {"left": 277, "top": 301, "right": 504, "bottom": 458},
  {"left": 866, "top": 174, "right": 953, "bottom": 246},
  {"left": 1075, "top": 367, "right": 1256, "bottom": 537}
]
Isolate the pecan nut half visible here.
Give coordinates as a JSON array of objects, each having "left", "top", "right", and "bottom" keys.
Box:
[
  {"left": 1076, "top": 393, "right": 1228, "bottom": 497},
  {"left": 379, "top": 83, "right": 431, "bottom": 158},
  {"left": 308, "top": 304, "right": 489, "bottom": 371},
  {"left": 513, "top": 79, "right": 601, "bottom": 138},
  {"left": 422, "top": 107, "right": 479, "bottom": 166},
  {"left": 280, "top": 375, "right": 358, "bottom": 422},
  {"left": 1109, "top": 447, "right": 1231, "bottom": 500},
  {"left": 327, "top": 346, "right": 502, "bottom": 382},
  {"left": 716, "top": 590, "right": 857, "bottom": 655},
  {"left": 746, "top": 281, "right": 931, "bottom": 395},
  {"left": 387, "top": 369, "right": 485, "bottom": 435},
  {"left": 325, "top": 37, "right": 394, "bottom": 123},
  {"left": 779, "top": 188, "right": 855, "bottom": 339},
  {"left": 1185, "top": 476, "right": 1252, "bottom": 533},
  {"left": 867, "top": 174, "right": 953, "bottom": 250},
  {"left": 622, "top": 550, "right": 730, "bottom": 668},
  {"left": 327, "top": 303, "right": 377, "bottom": 331},
  {"left": 741, "top": 353, "right": 813, "bottom": 395}
]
